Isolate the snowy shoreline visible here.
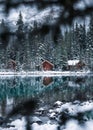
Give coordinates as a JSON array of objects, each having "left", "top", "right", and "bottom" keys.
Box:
[
  {"left": 0, "top": 100, "right": 93, "bottom": 130},
  {"left": 0, "top": 71, "right": 92, "bottom": 77}
]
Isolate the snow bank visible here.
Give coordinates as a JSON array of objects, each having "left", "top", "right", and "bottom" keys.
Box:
[
  {"left": 65, "top": 120, "right": 82, "bottom": 130},
  {"left": 1, "top": 120, "right": 93, "bottom": 130},
  {"left": 59, "top": 101, "right": 93, "bottom": 114},
  {"left": 64, "top": 119, "right": 93, "bottom": 130},
  {"left": 0, "top": 70, "right": 91, "bottom": 77},
  {"left": 0, "top": 101, "right": 93, "bottom": 130},
  {"left": 32, "top": 123, "right": 58, "bottom": 130},
  {"left": 11, "top": 117, "right": 26, "bottom": 130},
  {"left": 0, "top": 117, "right": 26, "bottom": 130}
]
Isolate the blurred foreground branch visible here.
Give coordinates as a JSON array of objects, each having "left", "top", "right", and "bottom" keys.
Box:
[
  {"left": 0, "top": 0, "right": 93, "bottom": 24},
  {"left": 0, "top": 0, "right": 93, "bottom": 46}
]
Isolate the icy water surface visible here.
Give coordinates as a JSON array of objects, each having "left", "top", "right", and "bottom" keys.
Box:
[{"left": 0, "top": 75, "right": 93, "bottom": 130}]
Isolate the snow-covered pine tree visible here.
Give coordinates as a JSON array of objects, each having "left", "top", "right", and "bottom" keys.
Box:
[
  {"left": 86, "top": 13, "right": 93, "bottom": 70},
  {"left": 16, "top": 12, "right": 26, "bottom": 65},
  {"left": 16, "top": 12, "right": 24, "bottom": 41},
  {"left": 78, "top": 24, "right": 86, "bottom": 61},
  {"left": 74, "top": 23, "right": 80, "bottom": 59},
  {"left": 53, "top": 28, "right": 67, "bottom": 70}
]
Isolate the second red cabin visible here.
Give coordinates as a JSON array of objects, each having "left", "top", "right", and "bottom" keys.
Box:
[{"left": 42, "top": 60, "right": 54, "bottom": 71}]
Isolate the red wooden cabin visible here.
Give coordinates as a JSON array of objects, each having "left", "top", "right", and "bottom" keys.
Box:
[
  {"left": 7, "top": 59, "right": 16, "bottom": 70},
  {"left": 42, "top": 60, "right": 54, "bottom": 71}
]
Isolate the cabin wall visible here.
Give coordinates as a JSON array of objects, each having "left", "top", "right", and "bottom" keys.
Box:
[{"left": 42, "top": 62, "right": 53, "bottom": 71}]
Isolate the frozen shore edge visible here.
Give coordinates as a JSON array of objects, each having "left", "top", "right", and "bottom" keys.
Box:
[{"left": 0, "top": 71, "right": 92, "bottom": 77}]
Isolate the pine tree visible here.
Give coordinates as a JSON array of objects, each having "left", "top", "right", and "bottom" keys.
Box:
[
  {"left": 78, "top": 24, "right": 86, "bottom": 61},
  {"left": 16, "top": 12, "right": 24, "bottom": 41},
  {"left": 43, "top": 30, "right": 54, "bottom": 62},
  {"left": 86, "top": 13, "right": 93, "bottom": 70},
  {"left": 66, "top": 26, "right": 76, "bottom": 60},
  {"left": 74, "top": 23, "right": 80, "bottom": 59},
  {"left": 0, "top": 19, "right": 9, "bottom": 48},
  {"left": 16, "top": 12, "right": 26, "bottom": 65},
  {"left": 53, "top": 29, "right": 67, "bottom": 70}
]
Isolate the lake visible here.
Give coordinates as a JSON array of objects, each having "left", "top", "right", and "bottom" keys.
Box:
[{"left": 0, "top": 75, "right": 93, "bottom": 130}]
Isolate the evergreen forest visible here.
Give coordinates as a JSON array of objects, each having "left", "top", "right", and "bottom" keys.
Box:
[{"left": 0, "top": 12, "right": 93, "bottom": 71}]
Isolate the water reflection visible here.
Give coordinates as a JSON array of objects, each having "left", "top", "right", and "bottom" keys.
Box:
[
  {"left": 43, "top": 77, "right": 53, "bottom": 86},
  {"left": 0, "top": 76, "right": 93, "bottom": 114}
]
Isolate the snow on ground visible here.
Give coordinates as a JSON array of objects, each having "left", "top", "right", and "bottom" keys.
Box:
[
  {"left": 32, "top": 123, "right": 58, "bottom": 130},
  {"left": 1, "top": 120, "right": 93, "bottom": 130},
  {"left": 59, "top": 100, "right": 93, "bottom": 116},
  {"left": 0, "top": 100, "right": 93, "bottom": 130},
  {"left": 0, "top": 70, "right": 91, "bottom": 77},
  {"left": 64, "top": 119, "right": 93, "bottom": 130},
  {"left": 0, "top": 118, "right": 26, "bottom": 130},
  {"left": 10, "top": 117, "right": 26, "bottom": 130}
]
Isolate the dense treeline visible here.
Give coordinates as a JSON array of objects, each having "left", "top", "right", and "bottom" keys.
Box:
[{"left": 0, "top": 12, "right": 93, "bottom": 71}]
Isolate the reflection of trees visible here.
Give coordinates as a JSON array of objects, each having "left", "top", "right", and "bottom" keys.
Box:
[
  {"left": 0, "top": 77, "right": 42, "bottom": 102},
  {"left": 0, "top": 76, "right": 93, "bottom": 109},
  {"left": 39, "top": 76, "right": 93, "bottom": 104},
  {"left": 1, "top": 1, "right": 93, "bottom": 36},
  {"left": 1, "top": 99, "right": 7, "bottom": 116},
  {"left": 0, "top": 76, "right": 93, "bottom": 127}
]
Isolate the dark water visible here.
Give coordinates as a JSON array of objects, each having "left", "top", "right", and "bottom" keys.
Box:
[{"left": 0, "top": 75, "right": 93, "bottom": 116}]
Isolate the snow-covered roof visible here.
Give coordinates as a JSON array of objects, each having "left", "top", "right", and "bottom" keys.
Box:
[
  {"left": 42, "top": 60, "right": 54, "bottom": 66},
  {"left": 68, "top": 60, "right": 79, "bottom": 66}
]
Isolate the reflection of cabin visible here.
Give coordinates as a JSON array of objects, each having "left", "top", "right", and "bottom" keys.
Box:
[
  {"left": 43, "top": 77, "right": 53, "bottom": 86},
  {"left": 68, "top": 60, "right": 85, "bottom": 70},
  {"left": 7, "top": 59, "right": 16, "bottom": 70},
  {"left": 42, "top": 60, "right": 54, "bottom": 71}
]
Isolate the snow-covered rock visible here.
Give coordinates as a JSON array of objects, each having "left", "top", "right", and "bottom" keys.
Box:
[
  {"left": 31, "top": 116, "right": 42, "bottom": 124},
  {"left": 72, "top": 100, "right": 81, "bottom": 105},
  {"left": 10, "top": 117, "right": 26, "bottom": 130},
  {"left": 59, "top": 101, "right": 93, "bottom": 115},
  {"left": 54, "top": 101, "right": 62, "bottom": 107},
  {"left": 64, "top": 119, "right": 82, "bottom": 130},
  {"left": 0, "top": 100, "right": 93, "bottom": 130},
  {"left": 60, "top": 119, "right": 93, "bottom": 130},
  {"left": 32, "top": 123, "right": 58, "bottom": 130},
  {"left": 68, "top": 81, "right": 80, "bottom": 87},
  {"left": 37, "top": 107, "right": 47, "bottom": 115},
  {"left": 49, "top": 109, "right": 55, "bottom": 113},
  {"left": 49, "top": 112, "right": 56, "bottom": 119}
]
